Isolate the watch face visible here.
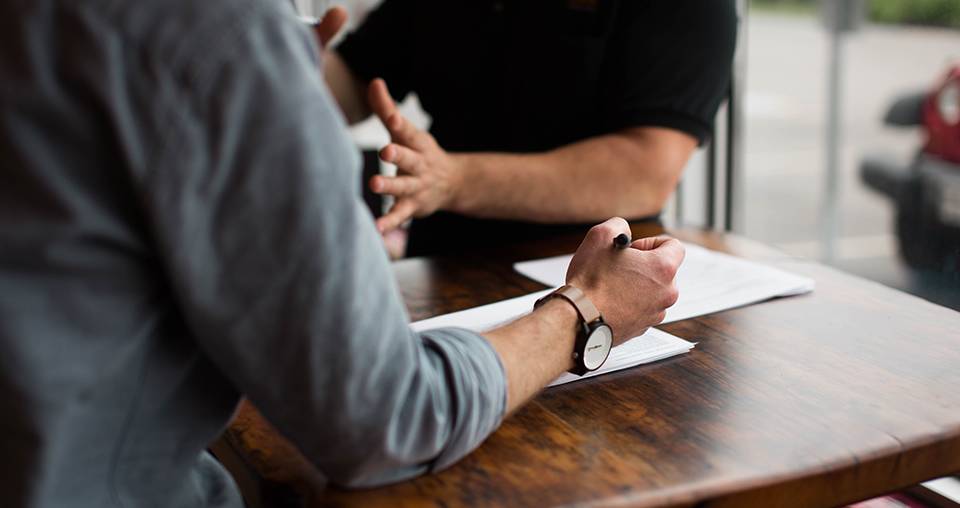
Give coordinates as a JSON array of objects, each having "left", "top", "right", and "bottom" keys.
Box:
[{"left": 583, "top": 325, "right": 613, "bottom": 371}]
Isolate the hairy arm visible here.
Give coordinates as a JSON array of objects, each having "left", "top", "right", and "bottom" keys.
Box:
[
  {"left": 449, "top": 127, "right": 696, "bottom": 223},
  {"left": 320, "top": 67, "right": 697, "bottom": 230},
  {"left": 367, "top": 78, "right": 697, "bottom": 232},
  {"left": 484, "top": 299, "right": 578, "bottom": 412}
]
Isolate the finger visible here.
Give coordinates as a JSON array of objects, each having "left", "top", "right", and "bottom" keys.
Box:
[
  {"left": 376, "top": 199, "right": 418, "bottom": 233},
  {"left": 383, "top": 111, "right": 434, "bottom": 150},
  {"left": 644, "top": 238, "right": 686, "bottom": 280},
  {"left": 662, "top": 282, "right": 680, "bottom": 309},
  {"left": 651, "top": 238, "right": 686, "bottom": 266},
  {"left": 630, "top": 235, "right": 674, "bottom": 251},
  {"left": 367, "top": 80, "right": 434, "bottom": 150},
  {"left": 585, "top": 217, "right": 631, "bottom": 247},
  {"left": 370, "top": 175, "right": 422, "bottom": 196},
  {"left": 379, "top": 144, "right": 424, "bottom": 174},
  {"left": 368, "top": 78, "right": 398, "bottom": 125},
  {"left": 654, "top": 310, "right": 667, "bottom": 324},
  {"left": 313, "top": 6, "right": 348, "bottom": 48}
]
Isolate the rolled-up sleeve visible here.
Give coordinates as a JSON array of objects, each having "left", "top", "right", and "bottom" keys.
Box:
[{"left": 133, "top": 0, "right": 506, "bottom": 487}]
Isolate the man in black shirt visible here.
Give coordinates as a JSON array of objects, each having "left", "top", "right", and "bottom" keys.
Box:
[{"left": 324, "top": 0, "right": 737, "bottom": 256}]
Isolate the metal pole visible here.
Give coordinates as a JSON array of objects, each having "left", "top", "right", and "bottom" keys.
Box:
[
  {"left": 674, "top": 180, "right": 685, "bottom": 225},
  {"left": 725, "top": 0, "right": 748, "bottom": 232},
  {"left": 822, "top": 28, "right": 845, "bottom": 262},
  {"left": 706, "top": 138, "right": 717, "bottom": 229}
]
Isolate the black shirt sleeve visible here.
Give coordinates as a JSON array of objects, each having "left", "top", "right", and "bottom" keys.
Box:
[
  {"left": 600, "top": 0, "right": 738, "bottom": 144},
  {"left": 335, "top": 0, "right": 415, "bottom": 103}
]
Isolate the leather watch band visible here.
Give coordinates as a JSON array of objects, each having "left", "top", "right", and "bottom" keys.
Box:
[{"left": 540, "top": 285, "right": 601, "bottom": 324}]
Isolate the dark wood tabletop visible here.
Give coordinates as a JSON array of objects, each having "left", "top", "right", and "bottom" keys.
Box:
[{"left": 216, "top": 223, "right": 960, "bottom": 508}]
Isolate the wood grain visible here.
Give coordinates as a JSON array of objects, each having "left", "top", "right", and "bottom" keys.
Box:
[{"left": 218, "top": 224, "right": 960, "bottom": 507}]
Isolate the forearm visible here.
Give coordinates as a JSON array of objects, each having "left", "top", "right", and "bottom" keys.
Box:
[
  {"left": 323, "top": 50, "right": 370, "bottom": 124},
  {"left": 483, "top": 299, "right": 579, "bottom": 413},
  {"left": 451, "top": 128, "right": 694, "bottom": 223}
]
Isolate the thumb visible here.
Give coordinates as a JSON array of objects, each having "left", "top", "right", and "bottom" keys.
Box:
[{"left": 313, "top": 6, "right": 348, "bottom": 48}]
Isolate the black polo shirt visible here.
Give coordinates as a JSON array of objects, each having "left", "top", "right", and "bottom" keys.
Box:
[{"left": 338, "top": 0, "right": 737, "bottom": 256}]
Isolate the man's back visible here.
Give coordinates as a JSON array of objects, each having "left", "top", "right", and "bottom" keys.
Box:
[
  {"left": 0, "top": 0, "right": 272, "bottom": 505},
  {"left": 0, "top": 0, "right": 513, "bottom": 504}
]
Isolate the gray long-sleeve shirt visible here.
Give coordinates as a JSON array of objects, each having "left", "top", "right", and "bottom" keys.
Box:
[{"left": 0, "top": 0, "right": 507, "bottom": 505}]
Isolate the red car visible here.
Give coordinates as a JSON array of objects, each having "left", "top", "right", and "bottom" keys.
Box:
[
  {"left": 924, "top": 65, "right": 960, "bottom": 164},
  {"left": 861, "top": 64, "right": 960, "bottom": 271}
]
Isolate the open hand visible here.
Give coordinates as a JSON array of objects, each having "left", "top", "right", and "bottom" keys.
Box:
[
  {"left": 566, "top": 218, "right": 684, "bottom": 344},
  {"left": 367, "top": 79, "right": 464, "bottom": 234}
]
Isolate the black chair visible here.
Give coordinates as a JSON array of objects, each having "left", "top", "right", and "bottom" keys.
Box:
[{"left": 674, "top": 0, "right": 748, "bottom": 232}]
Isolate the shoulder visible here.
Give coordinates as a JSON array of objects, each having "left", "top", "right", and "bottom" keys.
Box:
[
  {"left": 80, "top": 0, "right": 316, "bottom": 87},
  {"left": 617, "top": 0, "right": 737, "bottom": 44},
  {"left": 678, "top": 0, "right": 738, "bottom": 41}
]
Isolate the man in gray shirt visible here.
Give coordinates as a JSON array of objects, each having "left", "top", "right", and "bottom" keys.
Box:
[{"left": 0, "top": 0, "right": 684, "bottom": 506}]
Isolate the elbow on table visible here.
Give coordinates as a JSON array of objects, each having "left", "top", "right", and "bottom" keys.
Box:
[
  {"left": 324, "top": 457, "right": 427, "bottom": 489},
  {"left": 308, "top": 390, "right": 451, "bottom": 488},
  {"left": 309, "top": 329, "right": 505, "bottom": 489},
  {"left": 313, "top": 421, "right": 436, "bottom": 489}
]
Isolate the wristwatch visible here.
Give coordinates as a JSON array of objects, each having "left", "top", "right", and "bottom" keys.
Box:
[{"left": 534, "top": 285, "right": 614, "bottom": 376}]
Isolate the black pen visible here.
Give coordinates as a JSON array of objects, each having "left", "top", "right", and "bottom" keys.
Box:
[{"left": 613, "top": 233, "right": 631, "bottom": 249}]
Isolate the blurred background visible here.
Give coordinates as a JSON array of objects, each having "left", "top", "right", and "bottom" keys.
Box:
[
  {"left": 738, "top": 0, "right": 960, "bottom": 312},
  {"left": 301, "top": 0, "right": 960, "bottom": 313}
]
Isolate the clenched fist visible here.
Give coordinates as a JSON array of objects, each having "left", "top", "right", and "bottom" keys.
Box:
[{"left": 566, "top": 218, "right": 684, "bottom": 343}]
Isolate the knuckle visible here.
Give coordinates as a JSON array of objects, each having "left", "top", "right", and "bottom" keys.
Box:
[
  {"left": 663, "top": 284, "right": 680, "bottom": 308},
  {"left": 589, "top": 222, "right": 616, "bottom": 239},
  {"left": 389, "top": 114, "right": 404, "bottom": 131},
  {"left": 610, "top": 216, "right": 629, "bottom": 230},
  {"left": 672, "top": 238, "right": 686, "bottom": 255},
  {"left": 585, "top": 225, "right": 604, "bottom": 243},
  {"left": 656, "top": 254, "right": 681, "bottom": 280},
  {"left": 663, "top": 261, "right": 680, "bottom": 280},
  {"left": 650, "top": 256, "right": 672, "bottom": 280}
]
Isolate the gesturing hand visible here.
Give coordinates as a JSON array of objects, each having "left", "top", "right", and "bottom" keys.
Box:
[
  {"left": 566, "top": 218, "right": 685, "bottom": 344},
  {"left": 366, "top": 79, "right": 464, "bottom": 234}
]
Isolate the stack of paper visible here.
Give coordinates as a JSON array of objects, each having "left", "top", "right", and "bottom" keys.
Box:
[
  {"left": 411, "top": 243, "right": 813, "bottom": 387},
  {"left": 411, "top": 292, "right": 695, "bottom": 387},
  {"left": 548, "top": 329, "right": 694, "bottom": 387},
  {"left": 514, "top": 244, "right": 815, "bottom": 324}
]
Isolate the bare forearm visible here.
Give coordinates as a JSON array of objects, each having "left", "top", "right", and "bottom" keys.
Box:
[
  {"left": 483, "top": 299, "right": 578, "bottom": 413},
  {"left": 323, "top": 51, "right": 370, "bottom": 124},
  {"left": 451, "top": 128, "right": 695, "bottom": 223}
]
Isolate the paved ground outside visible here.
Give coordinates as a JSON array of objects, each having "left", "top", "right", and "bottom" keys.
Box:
[{"left": 742, "top": 11, "right": 960, "bottom": 309}]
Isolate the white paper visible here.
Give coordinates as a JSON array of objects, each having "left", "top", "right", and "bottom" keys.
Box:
[
  {"left": 513, "top": 243, "right": 815, "bottom": 324},
  {"left": 547, "top": 328, "right": 694, "bottom": 387},
  {"left": 412, "top": 292, "right": 695, "bottom": 387}
]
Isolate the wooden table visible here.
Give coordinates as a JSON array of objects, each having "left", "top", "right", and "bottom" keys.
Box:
[{"left": 216, "top": 223, "right": 960, "bottom": 507}]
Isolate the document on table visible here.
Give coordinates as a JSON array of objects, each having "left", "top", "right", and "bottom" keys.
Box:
[
  {"left": 514, "top": 243, "right": 815, "bottom": 325},
  {"left": 411, "top": 292, "right": 696, "bottom": 387}
]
